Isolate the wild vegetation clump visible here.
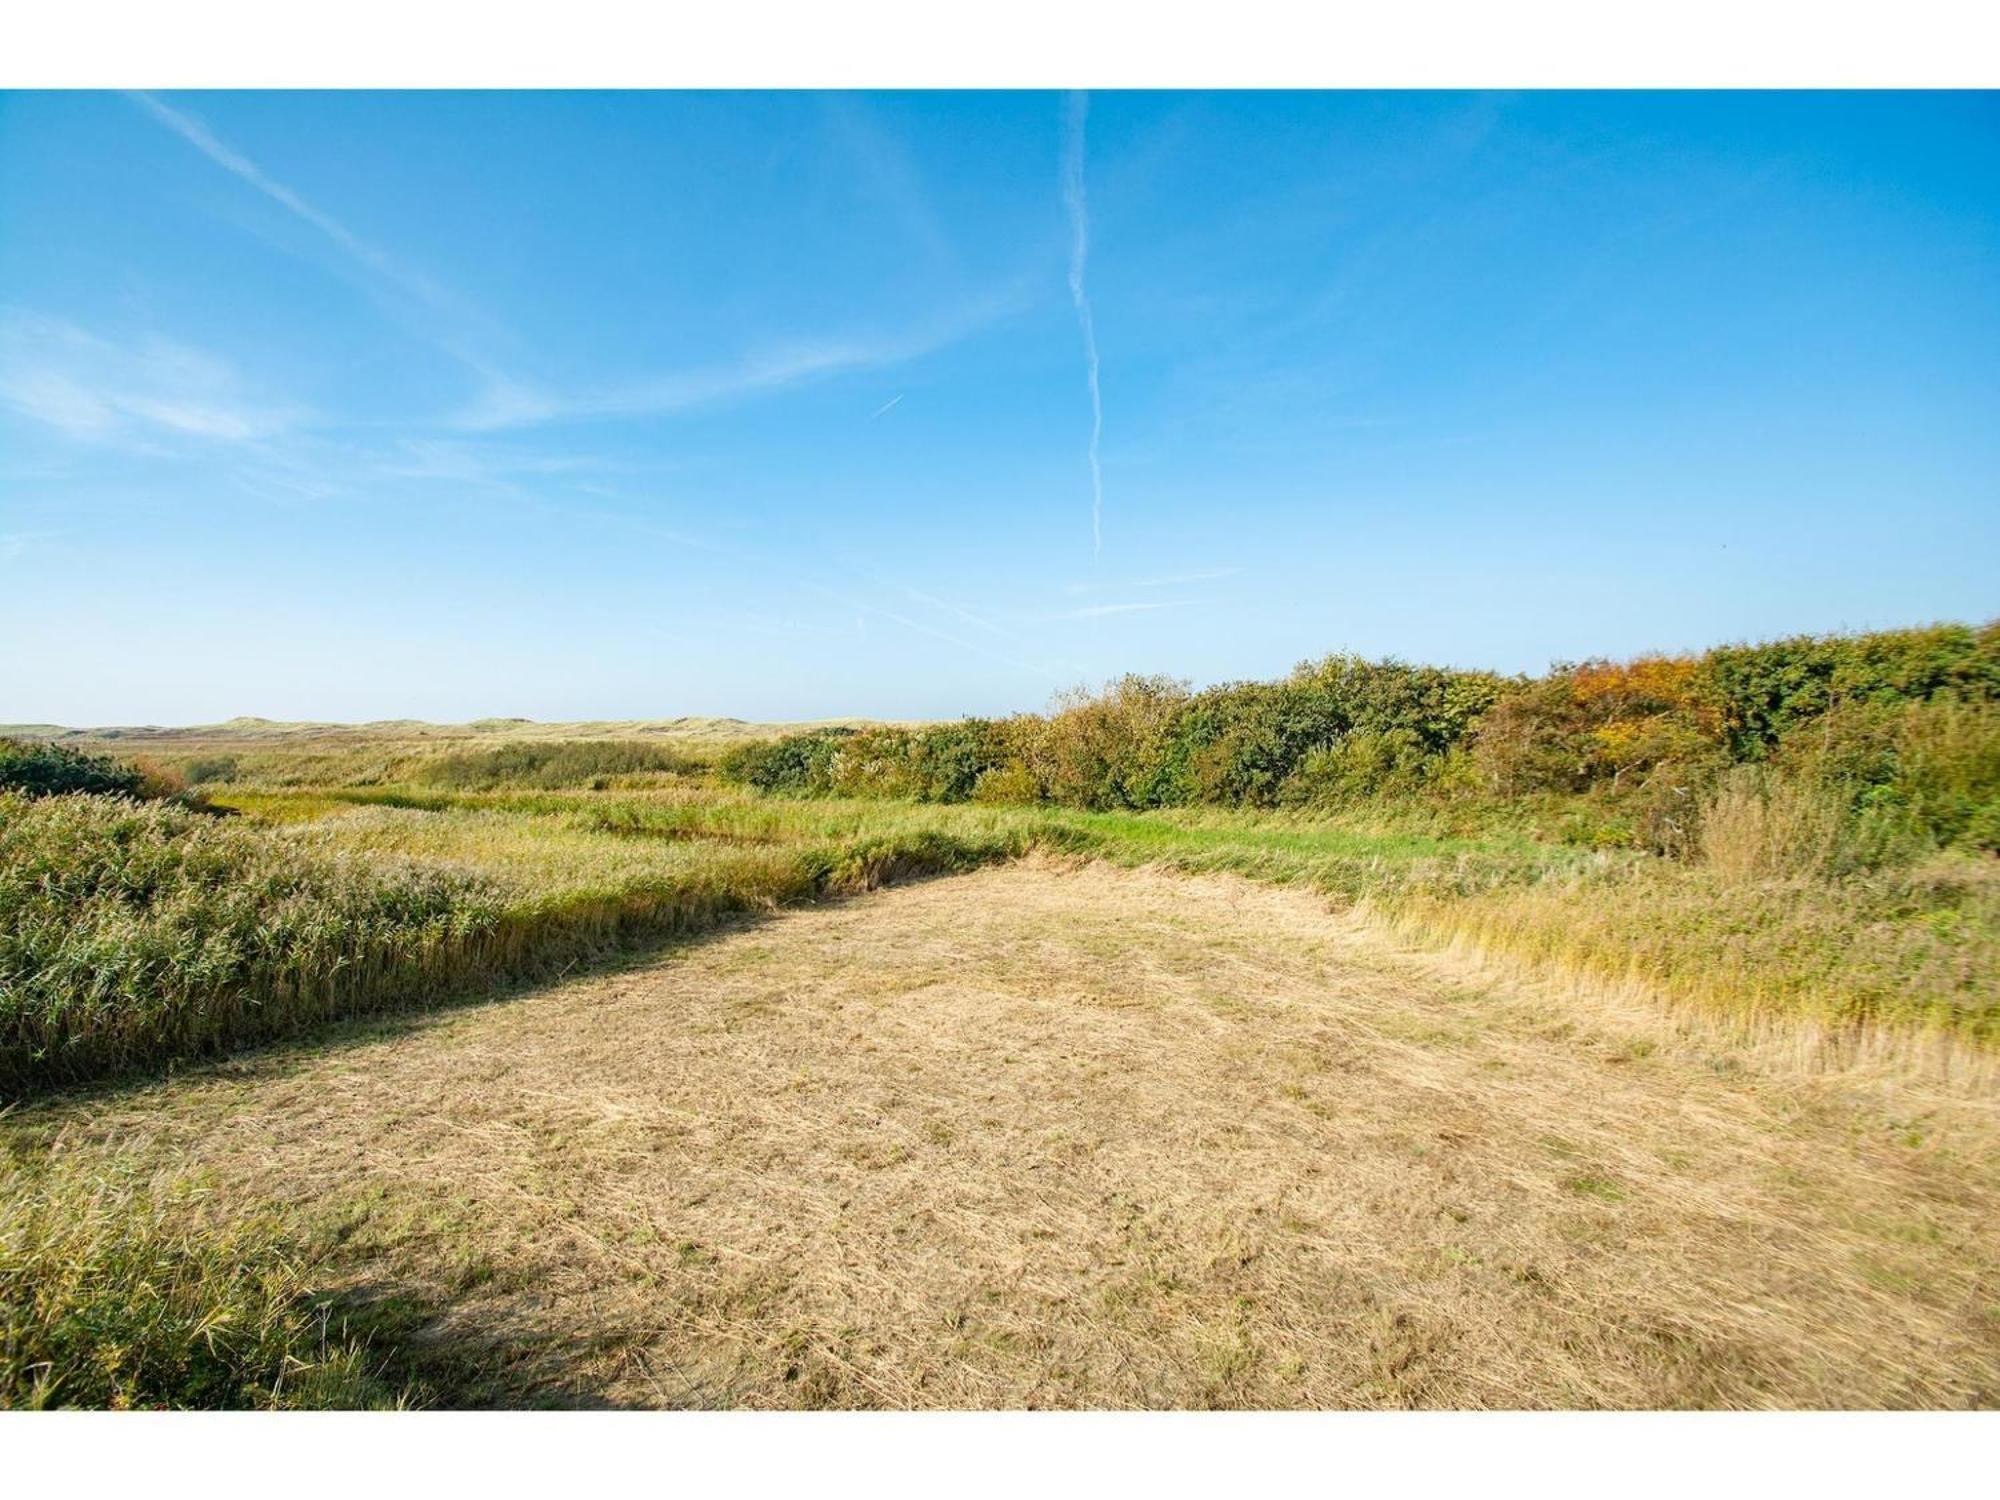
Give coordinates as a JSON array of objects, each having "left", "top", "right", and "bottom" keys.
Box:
[
  {"left": 416, "top": 739, "right": 703, "bottom": 791},
  {"left": 723, "top": 623, "right": 2000, "bottom": 868},
  {"left": 0, "top": 1150, "right": 407, "bottom": 1409},
  {"left": 1, "top": 735, "right": 210, "bottom": 811},
  {"left": 0, "top": 738, "right": 148, "bottom": 800},
  {"left": 0, "top": 792, "right": 508, "bottom": 1091},
  {"left": 0, "top": 786, "right": 1041, "bottom": 1094}
]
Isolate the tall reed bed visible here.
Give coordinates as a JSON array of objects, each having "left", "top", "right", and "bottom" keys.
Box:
[{"left": 0, "top": 790, "right": 1036, "bottom": 1095}]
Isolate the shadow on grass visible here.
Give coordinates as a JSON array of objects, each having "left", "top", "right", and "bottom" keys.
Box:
[{"left": 316, "top": 1281, "right": 648, "bottom": 1410}]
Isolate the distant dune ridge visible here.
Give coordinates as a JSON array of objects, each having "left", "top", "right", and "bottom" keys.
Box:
[{"left": 0, "top": 715, "right": 909, "bottom": 747}]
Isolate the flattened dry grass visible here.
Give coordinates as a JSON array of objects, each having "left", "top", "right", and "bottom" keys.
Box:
[
  {"left": 273, "top": 784, "right": 2000, "bottom": 1060},
  {"left": 23, "top": 860, "right": 2000, "bottom": 1409}
]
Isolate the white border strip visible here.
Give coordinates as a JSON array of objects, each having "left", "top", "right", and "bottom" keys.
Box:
[{"left": 2, "top": 1, "right": 1998, "bottom": 88}]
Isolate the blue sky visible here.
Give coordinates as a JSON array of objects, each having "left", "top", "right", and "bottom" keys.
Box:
[{"left": 1, "top": 90, "right": 1995, "bottom": 724}]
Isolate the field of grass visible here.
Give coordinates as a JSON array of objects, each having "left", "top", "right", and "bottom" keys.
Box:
[
  {"left": 0, "top": 786, "right": 1044, "bottom": 1093},
  {"left": 7, "top": 765, "right": 1997, "bottom": 1097},
  {"left": 4, "top": 701, "right": 1999, "bottom": 1410},
  {"left": 10, "top": 857, "right": 1997, "bottom": 1408}
]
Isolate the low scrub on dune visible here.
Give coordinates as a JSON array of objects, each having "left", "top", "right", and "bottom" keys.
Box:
[
  {"left": 704, "top": 621, "right": 2000, "bottom": 1056},
  {"left": 721, "top": 623, "right": 2000, "bottom": 858},
  {"left": 1, "top": 738, "right": 148, "bottom": 800},
  {"left": 415, "top": 739, "right": 706, "bottom": 791},
  {"left": 129, "top": 737, "right": 719, "bottom": 793}
]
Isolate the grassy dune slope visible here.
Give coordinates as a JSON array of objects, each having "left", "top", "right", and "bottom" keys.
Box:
[{"left": 1, "top": 714, "right": 904, "bottom": 747}]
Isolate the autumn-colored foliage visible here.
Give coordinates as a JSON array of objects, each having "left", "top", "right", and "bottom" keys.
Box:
[{"left": 723, "top": 621, "right": 2000, "bottom": 861}]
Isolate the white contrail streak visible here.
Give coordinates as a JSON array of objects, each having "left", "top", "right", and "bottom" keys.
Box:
[
  {"left": 130, "top": 92, "right": 445, "bottom": 317},
  {"left": 128, "top": 91, "right": 526, "bottom": 405},
  {"left": 1061, "top": 91, "right": 1104, "bottom": 557}
]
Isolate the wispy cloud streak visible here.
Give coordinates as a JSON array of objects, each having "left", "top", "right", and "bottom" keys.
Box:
[
  {"left": 1061, "top": 91, "right": 1105, "bottom": 557},
  {"left": 0, "top": 312, "right": 300, "bottom": 446},
  {"left": 1062, "top": 566, "right": 1241, "bottom": 598},
  {"left": 903, "top": 586, "right": 1013, "bottom": 639},
  {"left": 130, "top": 92, "right": 1015, "bottom": 438},
  {"left": 1057, "top": 600, "right": 1184, "bottom": 620},
  {"left": 453, "top": 293, "right": 1017, "bottom": 431},
  {"left": 134, "top": 95, "right": 402, "bottom": 288},
  {"left": 127, "top": 92, "right": 487, "bottom": 339},
  {"left": 1132, "top": 567, "right": 1239, "bottom": 589},
  {"left": 129, "top": 91, "right": 530, "bottom": 412}
]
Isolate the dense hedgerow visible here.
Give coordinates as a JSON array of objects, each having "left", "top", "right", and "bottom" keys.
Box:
[
  {"left": 1703, "top": 620, "right": 2000, "bottom": 759},
  {"left": 720, "top": 624, "right": 2000, "bottom": 864}
]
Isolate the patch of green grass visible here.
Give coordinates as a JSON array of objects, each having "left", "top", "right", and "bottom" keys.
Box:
[
  {"left": 1565, "top": 1174, "right": 1627, "bottom": 1203},
  {"left": 0, "top": 1151, "right": 412, "bottom": 1409}
]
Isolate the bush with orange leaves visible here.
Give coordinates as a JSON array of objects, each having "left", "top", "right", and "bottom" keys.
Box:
[{"left": 1473, "top": 655, "right": 1723, "bottom": 798}]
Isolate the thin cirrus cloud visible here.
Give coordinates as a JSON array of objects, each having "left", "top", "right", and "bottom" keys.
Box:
[
  {"left": 1130, "top": 567, "right": 1240, "bottom": 588},
  {"left": 819, "top": 94, "right": 957, "bottom": 274},
  {"left": 130, "top": 93, "right": 431, "bottom": 311},
  {"left": 1062, "top": 90, "right": 1105, "bottom": 558},
  {"left": 1062, "top": 567, "right": 1241, "bottom": 597},
  {"left": 447, "top": 287, "right": 1026, "bottom": 432},
  {"left": 131, "top": 91, "right": 1022, "bottom": 438},
  {"left": 1055, "top": 600, "right": 1188, "bottom": 620},
  {"left": 127, "top": 92, "right": 517, "bottom": 388},
  {"left": 0, "top": 311, "right": 301, "bottom": 446}
]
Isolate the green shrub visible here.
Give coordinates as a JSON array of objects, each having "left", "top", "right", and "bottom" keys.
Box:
[
  {"left": 905, "top": 719, "right": 1011, "bottom": 802},
  {"left": 179, "top": 754, "right": 243, "bottom": 784},
  {"left": 719, "top": 728, "right": 857, "bottom": 796},
  {"left": 1700, "top": 621, "right": 2000, "bottom": 760},
  {"left": 1962, "top": 800, "right": 2000, "bottom": 854},
  {"left": 1023, "top": 675, "right": 1190, "bottom": 811},
  {"left": 0, "top": 739, "right": 145, "bottom": 800},
  {"left": 1279, "top": 727, "right": 1433, "bottom": 806},
  {"left": 970, "top": 763, "right": 1042, "bottom": 805},
  {"left": 1471, "top": 656, "right": 1718, "bottom": 796},
  {"left": 1160, "top": 658, "right": 1506, "bottom": 808}
]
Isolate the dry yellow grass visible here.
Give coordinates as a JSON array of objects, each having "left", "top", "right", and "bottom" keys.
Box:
[{"left": 23, "top": 859, "right": 2000, "bottom": 1408}]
